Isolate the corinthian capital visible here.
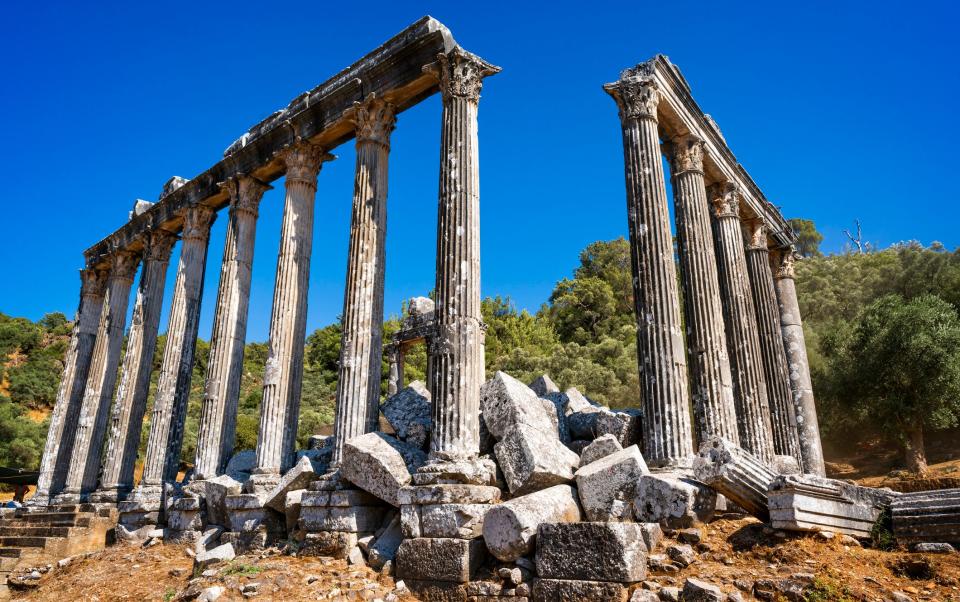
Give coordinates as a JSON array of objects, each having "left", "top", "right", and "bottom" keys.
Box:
[
  {"left": 709, "top": 181, "right": 741, "bottom": 218},
  {"left": 427, "top": 47, "right": 501, "bottom": 102},
  {"left": 80, "top": 267, "right": 109, "bottom": 299},
  {"left": 180, "top": 204, "right": 217, "bottom": 242},
  {"left": 773, "top": 248, "right": 797, "bottom": 280},
  {"left": 352, "top": 94, "right": 396, "bottom": 148},
  {"left": 665, "top": 134, "right": 705, "bottom": 174},
  {"left": 744, "top": 218, "right": 768, "bottom": 251},
  {"left": 108, "top": 250, "right": 140, "bottom": 283},
  {"left": 143, "top": 228, "right": 177, "bottom": 263},
  {"left": 221, "top": 175, "right": 272, "bottom": 218},
  {"left": 604, "top": 65, "right": 659, "bottom": 122},
  {"left": 277, "top": 141, "right": 335, "bottom": 187}
]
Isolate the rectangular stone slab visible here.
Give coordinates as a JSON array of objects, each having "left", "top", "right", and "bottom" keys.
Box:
[
  {"left": 396, "top": 537, "right": 487, "bottom": 583},
  {"left": 532, "top": 578, "right": 629, "bottom": 601},
  {"left": 535, "top": 522, "right": 647, "bottom": 583}
]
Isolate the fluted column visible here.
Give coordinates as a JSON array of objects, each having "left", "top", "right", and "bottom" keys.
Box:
[
  {"left": 93, "top": 230, "right": 177, "bottom": 502},
  {"left": 387, "top": 344, "right": 402, "bottom": 397},
  {"left": 772, "top": 248, "right": 825, "bottom": 475},
  {"left": 744, "top": 220, "right": 803, "bottom": 468},
  {"left": 252, "top": 141, "right": 333, "bottom": 487},
  {"left": 30, "top": 268, "right": 107, "bottom": 506},
  {"left": 665, "top": 134, "right": 739, "bottom": 448},
  {"left": 425, "top": 48, "right": 499, "bottom": 468},
  {"left": 709, "top": 183, "right": 775, "bottom": 463},
  {"left": 58, "top": 250, "right": 140, "bottom": 502},
  {"left": 194, "top": 176, "right": 270, "bottom": 480},
  {"left": 135, "top": 204, "right": 216, "bottom": 501},
  {"left": 604, "top": 65, "right": 694, "bottom": 467},
  {"left": 332, "top": 96, "right": 396, "bottom": 467}
]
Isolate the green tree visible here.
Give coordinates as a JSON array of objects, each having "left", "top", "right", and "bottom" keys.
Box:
[{"left": 788, "top": 218, "right": 824, "bottom": 258}]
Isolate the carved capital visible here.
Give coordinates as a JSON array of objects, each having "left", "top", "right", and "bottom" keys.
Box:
[
  {"left": 744, "top": 218, "right": 768, "bottom": 251},
  {"left": 427, "top": 47, "right": 501, "bottom": 102},
  {"left": 277, "top": 141, "right": 335, "bottom": 187},
  {"left": 352, "top": 94, "right": 396, "bottom": 148},
  {"left": 180, "top": 204, "right": 217, "bottom": 242},
  {"left": 665, "top": 134, "right": 705, "bottom": 174},
  {"left": 221, "top": 175, "right": 271, "bottom": 219},
  {"left": 773, "top": 248, "right": 797, "bottom": 280},
  {"left": 143, "top": 228, "right": 177, "bottom": 263},
  {"left": 79, "top": 267, "right": 109, "bottom": 299},
  {"left": 604, "top": 69, "right": 659, "bottom": 122},
  {"left": 108, "top": 250, "right": 140, "bottom": 284},
  {"left": 709, "top": 181, "right": 740, "bottom": 218}
]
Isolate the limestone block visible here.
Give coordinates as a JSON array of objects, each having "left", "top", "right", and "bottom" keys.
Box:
[
  {"left": 891, "top": 488, "right": 960, "bottom": 546},
  {"left": 575, "top": 445, "right": 649, "bottom": 521},
  {"left": 264, "top": 455, "right": 316, "bottom": 513},
  {"left": 495, "top": 423, "right": 580, "bottom": 495},
  {"left": 185, "top": 474, "right": 242, "bottom": 528},
  {"left": 301, "top": 531, "right": 358, "bottom": 559},
  {"left": 535, "top": 522, "right": 648, "bottom": 582},
  {"left": 194, "top": 543, "right": 235, "bottom": 568},
  {"left": 400, "top": 504, "right": 421, "bottom": 538},
  {"left": 224, "top": 494, "right": 284, "bottom": 535},
  {"left": 307, "top": 434, "right": 330, "bottom": 450},
  {"left": 532, "top": 579, "right": 628, "bottom": 601},
  {"left": 540, "top": 395, "right": 570, "bottom": 443},
  {"left": 224, "top": 450, "right": 255, "bottom": 481},
  {"left": 693, "top": 437, "right": 776, "bottom": 521},
  {"left": 682, "top": 578, "right": 724, "bottom": 602},
  {"left": 568, "top": 439, "right": 591, "bottom": 455},
  {"left": 768, "top": 474, "right": 897, "bottom": 537},
  {"left": 328, "top": 489, "right": 381, "bottom": 506},
  {"left": 341, "top": 432, "right": 426, "bottom": 507},
  {"left": 284, "top": 489, "right": 305, "bottom": 532},
  {"left": 772, "top": 455, "right": 801, "bottom": 475},
  {"left": 295, "top": 447, "right": 332, "bottom": 473},
  {"left": 195, "top": 526, "right": 223, "bottom": 554},
  {"left": 639, "top": 522, "right": 663, "bottom": 551},
  {"left": 397, "top": 483, "right": 502, "bottom": 506},
  {"left": 633, "top": 473, "right": 716, "bottom": 528},
  {"left": 567, "top": 407, "right": 604, "bottom": 440},
  {"left": 580, "top": 434, "right": 623, "bottom": 467},
  {"left": 564, "top": 387, "right": 596, "bottom": 415},
  {"left": 298, "top": 505, "right": 386, "bottom": 533},
  {"left": 480, "top": 371, "right": 557, "bottom": 439},
  {"left": 594, "top": 409, "right": 643, "bottom": 447},
  {"left": 167, "top": 497, "right": 204, "bottom": 532},
  {"left": 381, "top": 381, "right": 432, "bottom": 448},
  {"left": 396, "top": 537, "right": 487, "bottom": 583},
  {"left": 482, "top": 484, "right": 582, "bottom": 562},
  {"left": 420, "top": 503, "right": 491, "bottom": 539},
  {"left": 529, "top": 374, "right": 560, "bottom": 396},
  {"left": 368, "top": 515, "right": 403, "bottom": 570}
]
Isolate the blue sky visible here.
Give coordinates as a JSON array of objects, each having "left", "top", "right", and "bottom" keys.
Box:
[{"left": 2, "top": 1, "right": 957, "bottom": 342}]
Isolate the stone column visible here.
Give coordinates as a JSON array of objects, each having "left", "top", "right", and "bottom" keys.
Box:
[
  {"left": 604, "top": 65, "right": 694, "bottom": 468},
  {"left": 193, "top": 176, "right": 270, "bottom": 480},
  {"left": 58, "top": 250, "right": 140, "bottom": 502},
  {"left": 331, "top": 96, "right": 396, "bottom": 468},
  {"left": 135, "top": 204, "right": 216, "bottom": 501},
  {"left": 93, "top": 230, "right": 177, "bottom": 502},
  {"left": 664, "top": 134, "right": 739, "bottom": 448},
  {"left": 387, "top": 344, "right": 402, "bottom": 397},
  {"left": 252, "top": 141, "right": 333, "bottom": 489},
  {"left": 30, "top": 268, "right": 108, "bottom": 506},
  {"left": 709, "top": 182, "right": 775, "bottom": 463},
  {"left": 772, "top": 248, "right": 826, "bottom": 475},
  {"left": 744, "top": 220, "right": 803, "bottom": 468},
  {"left": 423, "top": 48, "right": 499, "bottom": 475}
]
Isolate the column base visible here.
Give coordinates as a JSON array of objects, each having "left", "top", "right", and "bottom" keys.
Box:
[
  {"left": 89, "top": 485, "right": 132, "bottom": 504},
  {"left": 412, "top": 457, "right": 497, "bottom": 486},
  {"left": 51, "top": 490, "right": 83, "bottom": 506}
]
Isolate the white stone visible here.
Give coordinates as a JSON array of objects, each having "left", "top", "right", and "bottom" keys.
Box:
[
  {"left": 380, "top": 381, "right": 432, "bottom": 448},
  {"left": 633, "top": 473, "right": 716, "bottom": 528},
  {"left": 194, "top": 543, "right": 235, "bottom": 568},
  {"left": 482, "top": 484, "right": 582, "bottom": 562},
  {"left": 341, "top": 432, "right": 426, "bottom": 507},
  {"left": 494, "top": 423, "right": 579, "bottom": 495},
  {"left": 263, "top": 455, "right": 315, "bottom": 513},
  {"left": 420, "top": 503, "right": 490, "bottom": 539},
  {"left": 579, "top": 433, "right": 623, "bottom": 467},
  {"left": 480, "top": 371, "right": 557, "bottom": 440},
  {"left": 575, "top": 444, "right": 649, "bottom": 521}
]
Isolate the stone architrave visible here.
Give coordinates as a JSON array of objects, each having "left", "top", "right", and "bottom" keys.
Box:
[
  {"left": 422, "top": 48, "right": 500, "bottom": 473},
  {"left": 665, "top": 134, "right": 739, "bottom": 447},
  {"left": 332, "top": 95, "right": 396, "bottom": 467},
  {"left": 253, "top": 142, "right": 334, "bottom": 487},
  {"left": 31, "top": 268, "right": 108, "bottom": 505},
  {"left": 58, "top": 250, "right": 140, "bottom": 502},
  {"left": 772, "top": 249, "right": 826, "bottom": 476},
  {"left": 194, "top": 176, "right": 271, "bottom": 481},
  {"left": 744, "top": 220, "right": 803, "bottom": 468},
  {"left": 94, "top": 229, "right": 177, "bottom": 501},
  {"left": 604, "top": 64, "right": 694, "bottom": 468},
  {"left": 709, "top": 182, "right": 775, "bottom": 463},
  {"left": 136, "top": 204, "right": 216, "bottom": 501}
]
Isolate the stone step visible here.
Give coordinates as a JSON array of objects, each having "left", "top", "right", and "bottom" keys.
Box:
[
  {"left": 0, "top": 549, "right": 22, "bottom": 559},
  {"left": 4, "top": 513, "right": 93, "bottom": 527},
  {"left": 0, "top": 536, "right": 55, "bottom": 549},
  {"left": 0, "top": 526, "right": 76, "bottom": 539}
]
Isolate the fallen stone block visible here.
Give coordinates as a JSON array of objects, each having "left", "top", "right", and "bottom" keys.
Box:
[
  {"left": 495, "top": 423, "right": 580, "bottom": 495},
  {"left": 300, "top": 531, "right": 358, "bottom": 559},
  {"left": 380, "top": 381, "right": 432, "bottom": 449},
  {"left": 420, "top": 503, "right": 490, "bottom": 539},
  {"left": 563, "top": 387, "right": 595, "bottom": 415},
  {"left": 166, "top": 496, "right": 204, "bottom": 532},
  {"left": 184, "top": 474, "right": 242, "bottom": 528},
  {"left": 481, "top": 371, "right": 558, "bottom": 440},
  {"left": 396, "top": 537, "right": 487, "bottom": 583},
  {"left": 368, "top": 515, "right": 403, "bottom": 570},
  {"left": 532, "top": 578, "right": 629, "bottom": 601},
  {"left": 567, "top": 407, "right": 604, "bottom": 440},
  {"left": 224, "top": 494, "right": 284, "bottom": 536},
  {"left": 693, "top": 437, "right": 776, "bottom": 521},
  {"left": 912, "top": 542, "right": 955, "bottom": 553},
  {"left": 594, "top": 409, "right": 642, "bottom": 447},
  {"left": 682, "top": 577, "right": 724, "bottom": 601},
  {"left": 397, "top": 484, "right": 502, "bottom": 506},
  {"left": 194, "top": 543, "right": 235, "bottom": 569},
  {"left": 224, "top": 450, "right": 255, "bottom": 481},
  {"left": 891, "top": 488, "right": 960, "bottom": 546},
  {"left": 298, "top": 505, "right": 386, "bottom": 533},
  {"left": 529, "top": 374, "right": 560, "bottom": 396},
  {"left": 639, "top": 522, "right": 663, "bottom": 551},
  {"left": 768, "top": 474, "right": 898, "bottom": 538},
  {"left": 341, "top": 432, "right": 426, "bottom": 507},
  {"left": 536, "top": 521, "right": 648, "bottom": 582},
  {"left": 284, "top": 489, "right": 305, "bottom": 532},
  {"left": 633, "top": 473, "right": 716, "bottom": 528},
  {"left": 263, "top": 455, "right": 316, "bottom": 513},
  {"left": 580, "top": 433, "right": 623, "bottom": 467},
  {"left": 400, "top": 504, "right": 421, "bottom": 538},
  {"left": 540, "top": 393, "right": 571, "bottom": 443},
  {"left": 575, "top": 444, "right": 649, "bottom": 521},
  {"left": 666, "top": 543, "right": 696, "bottom": 567},
  {"left": 483, "top": 484, "right": 582, "bottom": 562},
  {"left": 772, "top": 455, "right": 802, "bottom": 475}
]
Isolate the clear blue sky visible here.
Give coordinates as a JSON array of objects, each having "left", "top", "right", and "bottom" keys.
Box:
[{"left": 2, "top": 1, "right": 957, "bottom": 342}]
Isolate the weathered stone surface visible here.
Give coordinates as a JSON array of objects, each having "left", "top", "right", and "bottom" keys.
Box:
[
  {"left": 913, "top": 542, "right": 955, "bottom": 553},
  {"left": 567, "top": 407, "right": 604, "bottom": 440},
  {"left": 421, "top": 503, "right": 490, "bottom": 539},
  {"left": 666, "top": 543, "right": 696, "bottom": 567},
  {"left": 263, "top": 455, "right": 315, "bottom": 513},
  {"left": 594, "top": 409, "right": 643, "bottom": 448},
  {"left": 397, "top": 537, "right": 487, "bottom": 583},
  {"left": 536, "top": 522, "right": 648, "bottom": 582},
  {"left": 768, "top": 474, "right": 898, "bottom": 537},
  {"left": 284, "top": 489, "right": 305, "bottom": 531},
  {"left": 483, "top": 484, "right": 583, "bottom": 562},
  {"left": 298, "top": 505, "right": 386, "bottom": 533},
  {"left": 772, "top": 455, "right": 801, "bottom": 475},
  {"left": 341, "top": 432, "right": 426, "bottom": 506},
  {"left": 195, "top": 543, "right": 235, "bottom": 568},
  {"left": 184, "top": 474, "right": 242, "bottom": 528},
  {"left": 693, "top": 437, "right": 775, "bottom": 521},
  {"left": 540, "top": 394, "right": 571, "bottom": 443},
  {"left": 633, "top": 473, "right": 716, "bottom": 528},
  {"left": 575, "top": 445, "right": 649, "bottom": 521},
  {"left": 682, "top": 578, "right": 724, "bottom": 602},
  {"left": 369, "top": 515, "right": 403, "bottom": 569},
  {"left": 564, "top": 388, "right": 595, "bottom": 415},
  {"left": 481, "top": 371, "right": 558, "bottom": 440},
  {"left": 529, "top": 374, "right": 560, "bottom": 397},
  {"left": 167, "top": 497, "right": 204, "bottom": 532},
  {"left": 224, "top": 450, "right": 255, "bottom": 480},
  {"left": 580, "top": 434, "right": 623, "bottom": 467},
  {"left": 224, "top": 494, "right": 284, "bottom": 535},
  {"left": 532, "top": 579, "right": 628, "bottom": 601},
  {"left": 381, "top": 381, "right": 432, "bottom": 448},
  {"left": 300, "top": 531, "right": 358, "bottom": 559},
  {"left": 495, "top": 423, "right": 580, "bottom": 495},
  {"left": 630, "top": 589, "right": 659, "bottom": 602},
  {"left": 398, "top": 484, "right": 502, "bottom": 506},
  {"left": 639, "top": 522, "right": 663, "bottom": 551},
  {"left": 891, "top": 488, "right": 960, "bottom": 546},
  {"left": 400, "top": 504, "right": 421, "bottom": 538}
]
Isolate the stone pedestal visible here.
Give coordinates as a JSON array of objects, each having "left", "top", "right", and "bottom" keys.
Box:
[
  {"left": 709, "top": 182, "right": 775, "bottom": 463},
  {"left": 194, "top": 176, "right": 270, "bottom": 481},
  {"left": 93, "top": 230, "right": 176, "bottom": 502},
  {"left": 222, "top": 493, "right": 285, "bottom": 552},
  {"left": 604, "top": 64, "right": 693, "bottom": 468},
  {"left": 31, "top": 268, "right": 107, "bottom": 506},
  {"left": 772, "top": 249, "right": 826, "bottom": 476}
]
